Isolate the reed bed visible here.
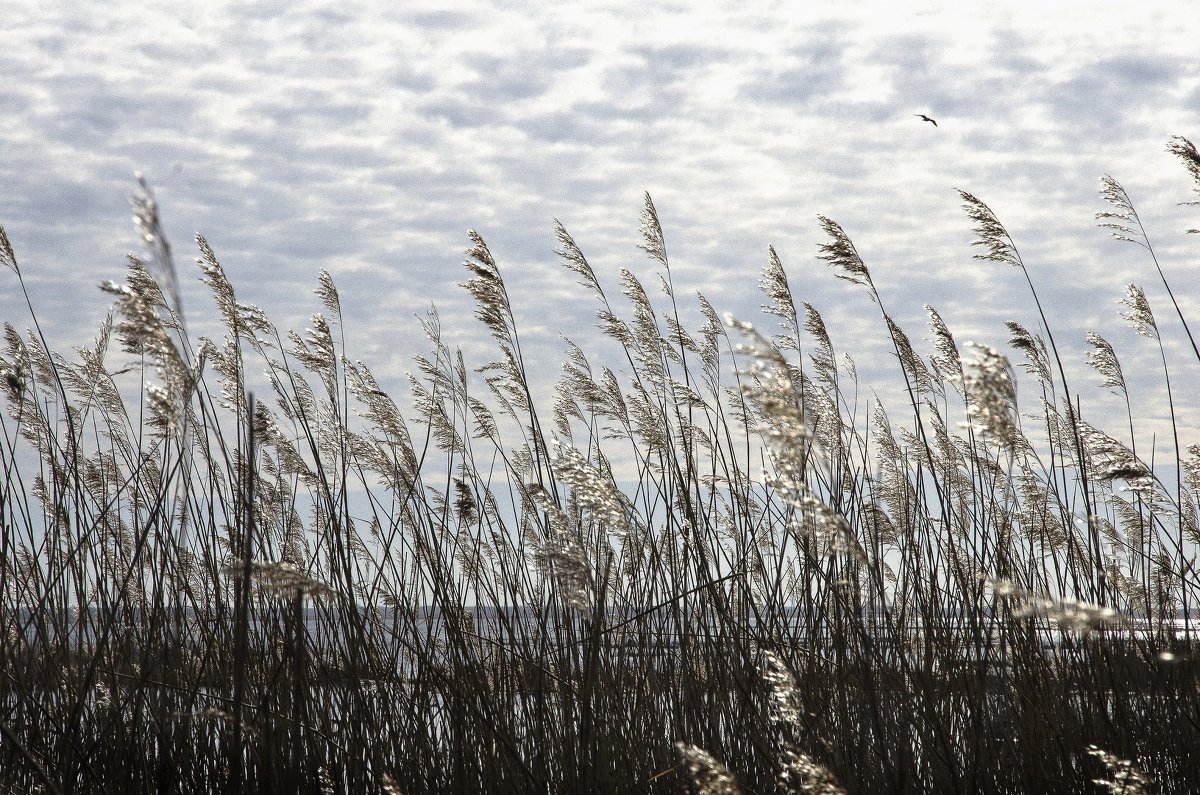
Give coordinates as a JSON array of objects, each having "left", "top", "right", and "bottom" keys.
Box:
[{"left": 2, "top": 140, "right": 1199, "bottom": 793}]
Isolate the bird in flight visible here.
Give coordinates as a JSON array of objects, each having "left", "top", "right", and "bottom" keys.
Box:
[{"left": 915, "top": 114, "right": 937, "bottom": 127}]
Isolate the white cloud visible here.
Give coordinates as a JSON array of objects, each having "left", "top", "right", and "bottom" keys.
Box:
[{"left": 1, "top": 0, "right": 1198, "bottom": 452}]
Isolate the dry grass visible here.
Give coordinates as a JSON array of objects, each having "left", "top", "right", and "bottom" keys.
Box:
[{"left": 2, "top": 141, "right": 1199, "bottom": 793}]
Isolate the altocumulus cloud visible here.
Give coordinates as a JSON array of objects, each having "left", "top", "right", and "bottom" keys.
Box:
[{"left": 1, "top": 0, "right": 1198, "bottom": 444}]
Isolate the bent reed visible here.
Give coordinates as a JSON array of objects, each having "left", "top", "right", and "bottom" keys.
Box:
[{"left": 3, "top": 140, "right": 1199, "bottom": 793}]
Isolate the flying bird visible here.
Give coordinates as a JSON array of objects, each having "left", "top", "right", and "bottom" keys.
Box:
[{"left": 915, "top": 114, "right": 937, "bottom": 127}]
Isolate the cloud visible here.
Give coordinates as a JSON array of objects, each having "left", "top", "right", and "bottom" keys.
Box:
[
  {"left": 1046, "top": 55, "right": 1180, "bottom": 136},
  {"left": 2, "top": 0, "right": 1198, "bottom": 452}
]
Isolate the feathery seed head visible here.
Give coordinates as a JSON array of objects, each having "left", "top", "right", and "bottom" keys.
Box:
[
  {"left": 1078, "top": 422, "right": 1152, "bottom": 487},
  {"left": 1, "top": 366, "right": 23, "bottom": 400},
  {"left": 0, "top": 226, "right": 16, "bottom": 274},
  {"left": 527, "top": 484, "right": 594, "bottom": 611},
  {"left": 761, "top": 246, "right": 799, "bottom": 345},
  {"left": 315, "top": 270, "right": 341, "bottom": 316},
  {"left": 803, "top": 303, "right": 838, "bottom": 390},
  {"left": 552, "top": 440, "right": 632, "bottom": 538},
  {"left": 1118, "top": 284, "right": 1158, "bottom": 339},
  {"left": 675, "top": 744, "right": 742, "bottom": 795},
  {"left": 462, "top": 230, "right": 518, "bottom": 348},
  {"left": 958, "top": 342, "right": 1019, "bottom": 447},
  {"left": 778, "top": 749, "right": 848, "bottom": 795},
  {"left": 983, "top": 575, "right": 1124, "bottom": 634},
  {"left": 1097, "top": 175, "right": 1149, "bottom": 247},
  {"left": 925, "top": 305, "right": 963, "bottom": 386},
  {"left": 554, "top": 219, "right": 602, "bottom": 295},
  {"left": 1005, "top": 320, "right": 1052, "bottom": 384},
  {"left": 958, "top": 189, "right": 1023, "bottom": 268},
  {"left": 816, "top": 216, "right": 873, "bottom": 293},
  {"left": 1167, "top": 135, "right": 1200, "bottom": 220},
  {"left": 759, "top": 649, "right": 803, "bottom": 726},
  {"left": 1184, "top": 444, "right": 1200, "bottom": 497},
  {"left": 886, "top": 313, "right": 935, "bottom": 396},
  {"left": 1087, "top": 746, "right": 1153, "bottom": 795},
  {"left": 1085, "top": 331, "right": 1126, "bottom": 393},
  {"left": 638, "top": 192, "right": 668, "bottom": 268},
  {"left": 224, "top": 559, "right": 335, "bottom": 600}
]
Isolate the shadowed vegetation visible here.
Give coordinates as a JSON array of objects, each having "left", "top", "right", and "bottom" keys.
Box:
[{"left": 2, "top": 140, "right": 1199, "bottom": 793}]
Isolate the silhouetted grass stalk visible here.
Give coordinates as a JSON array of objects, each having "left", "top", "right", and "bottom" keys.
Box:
[{"left": 2, "top": 140, "right": 1199, "bottom": 792}]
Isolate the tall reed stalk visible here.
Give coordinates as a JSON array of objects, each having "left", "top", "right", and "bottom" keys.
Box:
[{"left": 2, "top": 142, "right": 1198, "bottom": 793}]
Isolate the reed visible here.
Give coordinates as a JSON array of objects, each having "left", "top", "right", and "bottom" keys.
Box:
[{"left": 2, "top": 139, "right": 1198, "bottom": 793}]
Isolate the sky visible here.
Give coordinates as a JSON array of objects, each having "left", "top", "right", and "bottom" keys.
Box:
[{"left": 2, "top": 0, "right": 1198, "bottom": 457}]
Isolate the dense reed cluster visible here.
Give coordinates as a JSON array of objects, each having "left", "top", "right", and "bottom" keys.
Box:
[{"left": 2, "top": 140, "right": 1199, "bottom": 793}]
